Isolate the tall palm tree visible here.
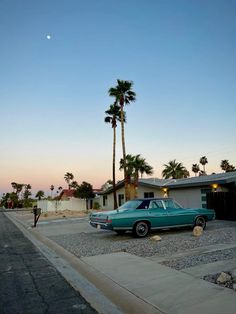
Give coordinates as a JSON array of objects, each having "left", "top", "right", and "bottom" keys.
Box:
[
  {"left": 64, "top": 172, "right": 74, "bottom": 189},
  {"left": 50, "top": 185, "right": 54, "bottom": 198},
  {"left": 199, "top": 156, "right": 208, "bottom": 173},
  {"left": 162, "top": 160, "right": 190, "bottom": 179},
  {"left": 120, "top": 154, "right": 153, "bottom": 198},
  {"left": 105, "top": 103, "right": 124, "bottom": 209},
  {"left": 192, "top": 164, "right": 200, "bottom": 176},
  {"left": 35, "top": 190, "right": 45, "bottom": 200},
  {"left": 108, "top": 79, "right": 136, "bottom": 201}
]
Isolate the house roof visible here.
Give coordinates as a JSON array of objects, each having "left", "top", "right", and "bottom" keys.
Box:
[
  {"left": 102, "top": 171, "right": 236, "bottom": 194},
  {"left": 140, "top": 171, "right": 236, "bottom": 189},
  {"left": 58, "top": 189, "right": 75, "bottom": 199}
]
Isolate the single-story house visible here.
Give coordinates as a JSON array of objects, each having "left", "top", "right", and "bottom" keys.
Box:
[
  {"left": 58, "top": 189, "right": 75, "bottom": 200},
  {"left": 100, "top": 171, "right": 236, "bottom": 212}
]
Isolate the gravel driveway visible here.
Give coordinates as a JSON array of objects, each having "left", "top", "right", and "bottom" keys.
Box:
[{"left": 44, "top": 219, "right": 236, "bottom": 270}]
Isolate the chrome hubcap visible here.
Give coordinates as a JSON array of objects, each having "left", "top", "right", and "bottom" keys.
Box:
[{"left": 137, "top": 223, "right": 147, "bottom": 235}]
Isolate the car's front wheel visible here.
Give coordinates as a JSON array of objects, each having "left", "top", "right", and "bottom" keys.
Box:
[
  {"left": 194, "top": 216, "right": 206, "bottom": 229},
  {"left": 133, "top": 221, "right": 149, "bottom": 238}
]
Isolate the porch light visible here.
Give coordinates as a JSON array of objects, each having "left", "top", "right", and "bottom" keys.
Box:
[
  {"left": 211, "top": 183, "right": 218, "bottom": 192},
  {"left": 162, "top": 187, "right": 168, "bottom": 197}
]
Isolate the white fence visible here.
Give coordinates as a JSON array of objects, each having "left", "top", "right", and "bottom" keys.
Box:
[{"left": 37, "top": 198, "right": 87, "bottom": 212}]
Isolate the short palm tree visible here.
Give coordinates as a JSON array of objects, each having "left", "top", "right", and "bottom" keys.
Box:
[
  {"left": 70, "top": 180, "right": 78, "bottom": 189},
  {"left": 132, "top": 154, "right": 153, "bottom": 182},
  {"left": 199, "top": 156, "right": 208, "bottom": 173},
  {"left": 220, "top": 160, "right": 229, "bottom": 172},
  {"left": 64, "top": 172, "right": 74, "bottom": 189},
  {"left": 220, "top": 160, "right": 235, "bottom": 172},
  {"left": 162, "top": 160, "right": 189, "bottom": 179},
  {"left": 35, "top": 190, "right": 45, "bottom": 200},
  {"left": 108, "top": 79, "right": 136, "bottom": 201},
  {"left": 192, "top": 164, "right": 200, "bottom": 176},
  {"left": 105, "top": 103, "right": 124, "bottom": 209},
  {"left": 120, "top": 154, "right": 153, "bottom": 198}
]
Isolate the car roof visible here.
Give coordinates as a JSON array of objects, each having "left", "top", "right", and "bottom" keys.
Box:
[{"left": 131, "top": 198, "right": 173, "bottom": 201}]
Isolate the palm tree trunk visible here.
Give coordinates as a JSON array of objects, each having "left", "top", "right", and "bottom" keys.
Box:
[
  {"left": 120, "top": 103, "right": 129, "bottom": 201},
  {"left": 134, "top": 172, "right": 139, "bottom": 199},
  {"left": 112, "top": 126, "right": 118, "bottom": 209}
]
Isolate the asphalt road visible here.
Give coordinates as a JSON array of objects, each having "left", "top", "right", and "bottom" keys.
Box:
[{"left": 0, "top": 212, "right": 97, "bottom": 314}]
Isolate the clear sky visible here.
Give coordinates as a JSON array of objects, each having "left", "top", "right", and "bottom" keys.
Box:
[{"left": 1, "top": 0, "right": 236, "bottom": 196}]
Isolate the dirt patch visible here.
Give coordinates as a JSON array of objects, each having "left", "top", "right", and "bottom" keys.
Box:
[
  {"left": 12, "top": 209, "right": 90, "bottom": 221},
  {"left": 41, "top": 210, "right": 88, "bottom": 220}
]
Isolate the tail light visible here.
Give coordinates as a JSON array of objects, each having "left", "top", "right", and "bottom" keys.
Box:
[{"left": 106, "top": 216, "right": 112, "bottom": 223}]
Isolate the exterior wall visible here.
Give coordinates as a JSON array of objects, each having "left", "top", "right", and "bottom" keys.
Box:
[
  {"left": 100, "top": 186, "right": 163, "bottom": 210},
  {"left": 136, "top": 186, "right": 163, "bottom": 198},
  {"left": 168, "top": 188, "right": 202, "bottom": 208},
  {"left": 100, "top": 187, "right": 126, "bottom": 210},
  {"left": 169, "top": 185, "right": 231, "bottom": 208},
  {"left": 37, "top": 198, "right": 87, "bottom": 212},
  {"left": 99, "top": 183, "right": 233, "bottom": 211}
]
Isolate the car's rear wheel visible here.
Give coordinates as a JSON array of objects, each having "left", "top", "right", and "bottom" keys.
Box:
[
  {"left": 194, "top": 216, "right": 206, "bottom": 229},
  {"left": 133, "top": 221, "right": 149, "bottom": 238}
]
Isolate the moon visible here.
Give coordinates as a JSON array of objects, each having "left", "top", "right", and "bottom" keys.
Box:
[{"left": 46, "top": 35, "right": 51, "bottom": 40}]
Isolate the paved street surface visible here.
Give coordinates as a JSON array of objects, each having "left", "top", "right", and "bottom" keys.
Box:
[{"left": 0, "top": 212, "right": 97, "bottom": 314}]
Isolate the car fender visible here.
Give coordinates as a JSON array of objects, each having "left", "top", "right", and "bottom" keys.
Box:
[
  {"left": 194, "top": 214, "right": 208, "bottom": 222},
  {"left": 133, "top": 218, "right": 152, "bottom": 229}
]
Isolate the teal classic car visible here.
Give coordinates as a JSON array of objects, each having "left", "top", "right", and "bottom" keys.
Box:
[{"left": 89, "top": 198, "right": 215, "bottom": 237}]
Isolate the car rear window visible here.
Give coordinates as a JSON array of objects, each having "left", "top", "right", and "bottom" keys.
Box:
[
  {"left": 137, "top": 200, "right": 150, "bottom": 209},
  {"left": 119, "top": 200, "right": 143, "bottom": 209}
]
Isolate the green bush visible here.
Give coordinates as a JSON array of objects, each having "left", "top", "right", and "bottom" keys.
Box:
[{"left": 93, "top": 201, "right": 101, "bottom": 210}]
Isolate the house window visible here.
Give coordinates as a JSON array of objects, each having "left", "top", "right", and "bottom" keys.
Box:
[
  {"left": 144, "top": 192, "right": 154, "bottom": 198},
  {"left": 103, "top": 195, "right": 107, "bottom": 206},
  {"left": 201, "top": 188, "right": 211, "bottom": 208},
  {"left": 118, "top": 194, "right": 124, "bottom": 206}
]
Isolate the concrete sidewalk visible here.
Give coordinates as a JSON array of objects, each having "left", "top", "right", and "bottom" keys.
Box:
[
  {"left": 82, "top": 253, "right": 236, "bottom": 314},
  {"left": 6, "top": 211, "right": 236, "bottom": 314}
]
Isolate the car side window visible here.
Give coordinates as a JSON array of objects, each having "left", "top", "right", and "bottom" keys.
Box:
[
  {"left": 163, "top": 200, "right": 173, "bottom": 208},
  {"left": 163, "top": 199, "right": 181, "bottom": 209},
  {"left": 149, "top": 200, "right": 164, "bottom": 209}
]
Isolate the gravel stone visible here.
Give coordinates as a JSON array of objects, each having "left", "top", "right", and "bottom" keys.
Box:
[
  {"left": 161, "top": 247, "right": 236, "bottom": 270},
  {"left": 48, "top": 220, "right": 236, "bottom": 268}
]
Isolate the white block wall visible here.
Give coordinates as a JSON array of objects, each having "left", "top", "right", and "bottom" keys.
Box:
[{"left": 37, "top": 198, "right": 87, "bottom": 212}]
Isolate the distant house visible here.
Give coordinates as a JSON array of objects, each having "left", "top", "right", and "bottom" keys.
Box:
[
  {"left": 57, "top": 188, "right": 102, "bottom": 209},
  {"left": 100, "top": 171, "right": 236, "bottom": 214},
  {"left": 58, "top": 189, "right": 75, "bottom": 200}
]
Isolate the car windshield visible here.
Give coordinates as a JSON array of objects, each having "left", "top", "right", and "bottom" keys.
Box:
[{"left": 118, "top": 200, "right": 149, "bottom": 210}]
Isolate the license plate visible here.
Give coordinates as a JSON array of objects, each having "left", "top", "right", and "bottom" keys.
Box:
[{"left": 97, "top": 224, "right": 101, "bottom": 229}]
